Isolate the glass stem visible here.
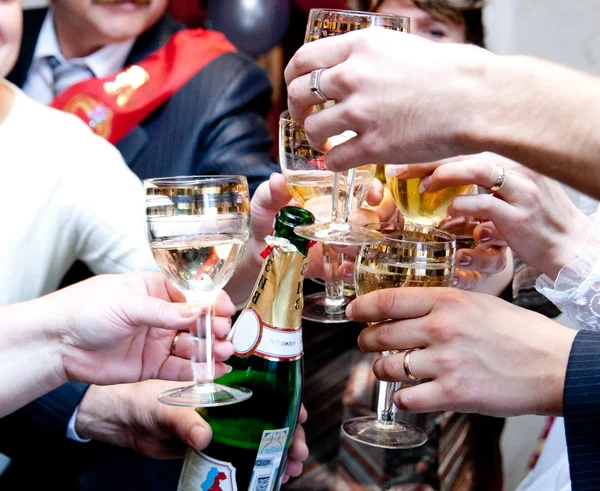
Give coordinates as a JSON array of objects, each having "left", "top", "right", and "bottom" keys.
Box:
[
  {"left": 322, "top": 243, "right": 344, "bottom": 310},
  {"left": 190, "top": 300, "right": 215, "bottom": 384},
  {"left": 331, "top": 169, "right": 356, "bottom": 226},
  {"left": 376, "top": 350, "right": 400, "bottom": 424}
]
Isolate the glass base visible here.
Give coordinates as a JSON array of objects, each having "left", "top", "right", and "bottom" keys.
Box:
[
  {"left": 158, "top": 382, "right": 252, "bottom": 408},
  {"left": 341, "top": 416, "right": 428, "bottom": 449},
  {"left": 302, "top": 292, "right": 353, "bottom": 324},
  {"left": 294, "top": 222, "right": 383, "bottom": 246}
]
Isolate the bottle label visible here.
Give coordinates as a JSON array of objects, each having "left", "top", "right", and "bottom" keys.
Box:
[
  {"left": 177, "top": 449, "right": 237, "bottom": 491},
  {"left": 249, "top": 428, "right": 290, "bottom": 491},
  {"left": 231, "top": 309, "right": 303, "bottom": 361}
]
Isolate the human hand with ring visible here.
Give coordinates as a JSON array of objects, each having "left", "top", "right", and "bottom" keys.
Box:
[
  {"left": 347, "top": 287, "right": 577, "bottom": 417},
  {"left": 389, "top": 152, "right": 592, "bottom": 281}
]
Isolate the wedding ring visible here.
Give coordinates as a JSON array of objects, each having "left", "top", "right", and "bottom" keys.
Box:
[
  {"left": 170, "top": 330, "right": 183, "bottom": 356},
  {"left": 309, "top": 68, "right": 330, "bottom": 102},
  {"left": 488, "top": 165, "right": 506, "bottom": 193},
  {"left": 403, "top": 349, "right": 419, "bottom": 381}
]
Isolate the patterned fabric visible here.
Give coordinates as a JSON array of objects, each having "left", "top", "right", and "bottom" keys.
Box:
[{"left": 45, "top": 55, "right": 94, "bottom": 96}]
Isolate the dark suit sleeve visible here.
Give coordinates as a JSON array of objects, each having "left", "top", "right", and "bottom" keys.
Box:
[
  {"left": 191, "top": 52, "right": 280, "bottom": 196},
  {"left": 0, "top": 381, "right": 89, "bottom": 439},
  {"left": 563, "top": 330, "right": 600, "bottom": 490}
]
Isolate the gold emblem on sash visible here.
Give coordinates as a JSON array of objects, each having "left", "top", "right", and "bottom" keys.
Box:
[
  {"left": 63, "top": 94, "right": 113, "bottom": 139},
  {"left": 103, "top": 65, "right": 150, "bottom": 107}
]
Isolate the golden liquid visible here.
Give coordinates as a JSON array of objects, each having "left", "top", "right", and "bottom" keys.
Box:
[
  {"left": 356, "top": 260, "right": 454, "bottom": 296},
  {"left": 388, "top": 176, "right": 473, "bottom": 225},
  {"left": 151, "top": 234, "right": 246, "bottom": 295},
  {"left": 285, "top": 167, "right": 374, "bottom": 223}
]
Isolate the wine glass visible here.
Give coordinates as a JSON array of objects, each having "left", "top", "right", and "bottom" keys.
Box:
[
  {"left": 279, "top": 110, "right": 376, "bottom": 323},
  {"left": 341, "top": 222, "right": 456, "bottom": 448},
  {"left": 145, "top": 175, "right": 252, "bottom": 407},
  {"left": 292, "top": 9, "right": 411, "bottom": 247},
  {"left": 385, "top": 165, "right": 474, "bottom": 226}
]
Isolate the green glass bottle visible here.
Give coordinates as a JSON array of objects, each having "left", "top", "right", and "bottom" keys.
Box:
[{"left": 177, "top": 206, "right": 315, "bottom": 491}]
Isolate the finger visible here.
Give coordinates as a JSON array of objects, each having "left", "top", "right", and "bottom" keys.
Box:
[
  {"left": 124, "top": 297, "right": 200, "bottom": 333},
  {"left": 157, "top": 357, "right": 231, "bottom": 381},
  {"left": 437, "top": 216, "right": 478, "bottom": 239},
  {"left": 302, "top": 100, "right": 357, "bottom": 152},
  {"left": 169, "top": 332, "right": 233, "bottom": 361},
  {"left": 372, "top": 349, "right": 435, "bottom": 383},
  {"left": 347, "top": 287, "right": 443, "bottom": 324},
  {"left": 394, "top": 380, "right": 454, "bottom": 413},
  {"left": 213, "top": 315, "right": 232, "bottom": 339},
  {"left": 349, "top": 207, "right": 380, "bottom": 227},
  {"left": 215, "top": 290, "right": 236, "bottom": 318},
  {"left": 298, "top": 404, "right": 308, "bottom": 424},
  {"left": 284, "top": 34, "right": 355, "bottom": 84},
  {"left": 457, "top": 246, "right": 507, "bottom": 274},
  {"left": 452, "top": 269, "right": 484, "bottom": 291},
  {"left": 283, "top": 460, "right": 304, "bottom": 481},
  {"left": 252, "top": 173, "right": 293, "bottom": 217},
  {"left": 164, "top": 406, "right": 213, "bottom": 452},
  {"left": 288, "top": 424, "right": 309, "bottom": 462},
  {"left": 385, "top": 161, "right": 445, "bottom": 181},
  {"left": 447, "top": 194, "right": 514, "bottom": 225},
  {"left": 325, "top": 132, "right": 381, "bottom": 173},
  {"left": 365, "top": 178, "right": 384, "bottom": 206},
  {"left": 357, "top": 318, "right": 432, "bottom": 353},
  {"left": 426, "top": 159, "right": 518, "bottom": 202},
  {"left": 472, "top": 221, "right": 507, "bottom": 246},
  {"left": 339, "top": 261, "right": 355, "bottom": 285}
]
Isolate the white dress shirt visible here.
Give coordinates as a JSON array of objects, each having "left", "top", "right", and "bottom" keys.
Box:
[{"left": 22, "top": 7, "right": 135, "bottom": 104}]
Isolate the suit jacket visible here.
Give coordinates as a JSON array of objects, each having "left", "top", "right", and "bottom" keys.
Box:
[
  {"left": 563, "top": 330, "right": 600, "bottom": 490},
  {"left": 0, "top": 10, "right": 279, "bottom": 491}
]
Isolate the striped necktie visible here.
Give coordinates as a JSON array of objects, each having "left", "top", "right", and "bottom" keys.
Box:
[{"left": 45, "top": 55, "right": 95, "bottom": 97}]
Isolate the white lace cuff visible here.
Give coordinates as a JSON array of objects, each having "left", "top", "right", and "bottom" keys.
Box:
[{"left": 536, "top": 213, "right": 600, "bottom": 330}]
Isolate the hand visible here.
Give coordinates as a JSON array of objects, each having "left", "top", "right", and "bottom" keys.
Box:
[
  {"left": 399, "top": 152, "right": 591, "bottom": 280},
  {"left": 285, "top": 29, "right": 493, "bottom": 171},
  {"left": 347, "top": 287, "right": 577, "bottom": 417},
  {"left": 53, "top": 271, "right": 235, "bottom": 385},
  {"left": 77, "top": 381, "right": 310, "bottom": 473}
]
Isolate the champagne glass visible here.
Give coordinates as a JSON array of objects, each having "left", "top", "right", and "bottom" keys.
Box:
[
  {"left": 145, "top": 175, "right": 252, "bottom": 407},
  {"left": 279, "top": 110, "right": 376, "bottom": 323},
  {"left": 341, "top": 222, "right": 456, "bottom": 448},
  {"left": 386, "top": 165, "right": 474, "bottom": 226},
  {"left": 292, "top": 9, "right": 411, "bottom": 247}
]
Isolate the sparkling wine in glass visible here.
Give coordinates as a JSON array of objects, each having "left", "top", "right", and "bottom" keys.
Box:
[
  {"left": 280, "top": 110, "right": 376, "bottom": 323},
  {"left": 341, "top": 222, "right": 456, "bottom": 449},
  {"left": 145, "top": 175, "right": 252, "bottom": 407},
  {"left": 386, "top": 166, "right": 474, "bottom": 226},
  {"left": 292, "top": 9, "right": 410, "bottom": 246}
]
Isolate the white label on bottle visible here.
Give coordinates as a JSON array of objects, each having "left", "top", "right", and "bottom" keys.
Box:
[
  {"left": 231, "top": 309, "right": 262, "bottom": 355},
  {"left": 249, "top": 428, "right": 290, "bottom": 491},
  {"left": 177, "top": 449, "right": 237, "bottom": 491},
  {"left": 231, "top": 309, "right": 303, "bottom": 360},
  {"left": 254, "top": 326, "right": 303, "bottom": 360}
]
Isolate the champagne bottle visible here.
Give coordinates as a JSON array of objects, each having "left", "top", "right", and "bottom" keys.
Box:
[{"left": 177, "top": 206, "right": 315, "bottom": 491}]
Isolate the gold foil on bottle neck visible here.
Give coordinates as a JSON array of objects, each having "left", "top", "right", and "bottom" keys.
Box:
[{"left": 244, "top": 238, "right": 307, "bottom": 331}]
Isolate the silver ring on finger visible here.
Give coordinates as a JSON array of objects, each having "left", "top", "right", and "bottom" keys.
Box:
[
  {"left": 309, "top": 68, "right": 330, "bottom": 102},
  {"left": 488, "top": 165, "right": 506, "bottom": 193}
]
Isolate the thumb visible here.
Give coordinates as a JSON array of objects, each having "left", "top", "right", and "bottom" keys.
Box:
[
  {"left": 120, "top": 296, "right": 199, "bottom": 332},
  {"left": 173, "top": 410, "right": 213, "bottom": 450}
]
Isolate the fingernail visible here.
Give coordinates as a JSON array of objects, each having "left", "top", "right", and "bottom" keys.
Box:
[
  {"left": 188, "top": 425, "right": 209, "bottom": 450},
  {"left": 341, "top": 269, "right": 353, "bottom": 280},
  {"left": 346, "top": 304, "right": 353, "bottom": 320},
  {"left": 419, "top": 176, "right": 432, "bottom": 193},
  {"left": 224, "top": 364, "right": 233, "bottom": 374},
  {"left": 459, "top": 255, "right": 472, "bottom": 267},
  {"left": 479, "top": 227, "right": 492, "bottom": 242},
  {"left": 453, "top": 278, "right": 459, "bottom": 287}
]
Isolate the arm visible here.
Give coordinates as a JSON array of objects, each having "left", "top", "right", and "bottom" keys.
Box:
[
  {"left": 284, "top": 29, "right": 600, "bottom": 199},
  {"left": 0, "top": 272, "right": 235, "bottom": 418}
]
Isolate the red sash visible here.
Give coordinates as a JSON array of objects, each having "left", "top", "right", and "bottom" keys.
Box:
[{"left": 50, "top": 29, "right": 236, "bottom": 144}]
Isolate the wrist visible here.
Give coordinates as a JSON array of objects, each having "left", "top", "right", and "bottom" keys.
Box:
[{"left": 75, "top": 384, "right": 126, "bottom": 441}]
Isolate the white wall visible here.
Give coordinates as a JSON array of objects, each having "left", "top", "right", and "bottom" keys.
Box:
[{"left": 22, "top": 0, "right": 48, "bottom": 8}]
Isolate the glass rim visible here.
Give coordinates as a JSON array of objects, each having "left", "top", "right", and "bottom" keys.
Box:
[
  {"left": 308, "top": 8, "right": 411, "bottom": 22},
  {"left": 364, "top": 222, "right": 456, "bottom": 246},
  {"left": 280, "top": 109, "right": 295, "bottom": 123},
  {"left": 143, "top": 175, "right": 248, "bottom": 187}
]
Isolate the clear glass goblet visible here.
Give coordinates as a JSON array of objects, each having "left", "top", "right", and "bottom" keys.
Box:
[
  {"left": 341, "top": 222, "right": 456, "bottom": 448},
  {"left": 145, "top": 175, "right": 252, "bottom": 407},
  {"left": 292, "top": 9, "right": 410, "bottom": 246},
  {"left": 279, "top": 110, "right": 376, "bottom": 323}
]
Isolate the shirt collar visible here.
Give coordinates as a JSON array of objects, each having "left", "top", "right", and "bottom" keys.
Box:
[{"left": 33, "top": 7, "right": 136, "bottom": 79}]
